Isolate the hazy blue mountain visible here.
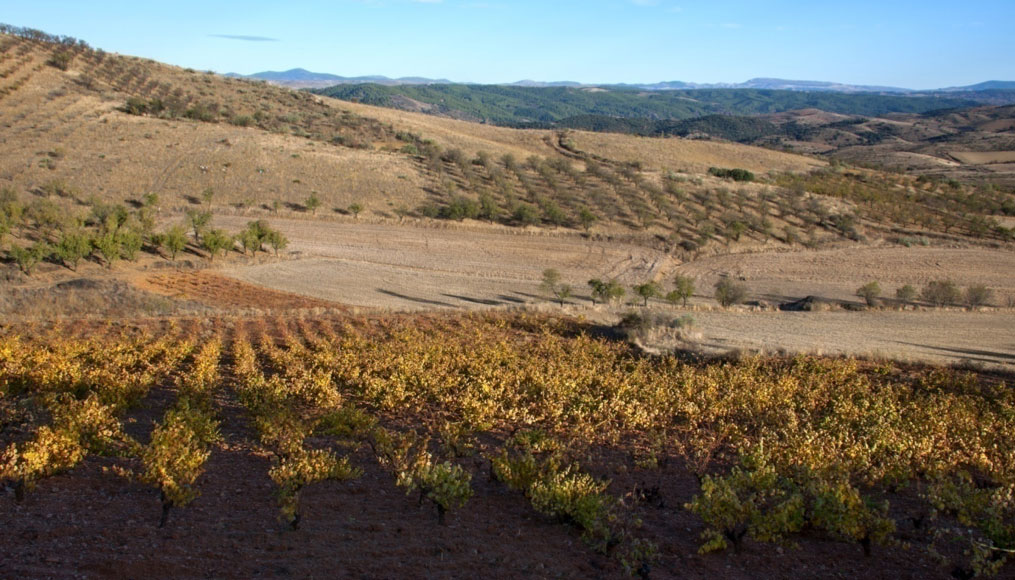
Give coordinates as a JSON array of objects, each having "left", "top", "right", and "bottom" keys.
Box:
[
  {"left": 941, "top": 80, "right": 1015, "bottom": 91},
  {"left": 232, "top": 69, "right": 1013, "bottom": 93},
  {"left": 228, "top": 69, "right": 453, "bottom": 88}
]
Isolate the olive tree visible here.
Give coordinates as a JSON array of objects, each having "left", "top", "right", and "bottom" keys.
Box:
[
  {"left": 714, "top": 277, "right": 748, "bottom": 308},
  {"left": 855, "top": 281, "right": 881, "bottom": 307}
]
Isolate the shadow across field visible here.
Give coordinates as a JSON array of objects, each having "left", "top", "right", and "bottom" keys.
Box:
[
  {"left": 893, "top": 341, "right": 1015, "bottom": 364},
  {"left": 441, "top": 293, "right": 503, "bottom": 306},
  {"left": 376, "top": 289, "right": 457, "bottom": 308}
]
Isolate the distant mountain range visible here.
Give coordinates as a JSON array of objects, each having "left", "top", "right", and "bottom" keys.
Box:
[
  {"left": 224, "top": 68, "right": 453, "bottom": 88},
  {"left": 228, "top": 69, "right": 1015, "bottom": 94}
]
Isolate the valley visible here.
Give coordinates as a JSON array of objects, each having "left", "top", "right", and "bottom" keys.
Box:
[{"left": 1, "top": 23, "right": 1014, "bottom": 580}]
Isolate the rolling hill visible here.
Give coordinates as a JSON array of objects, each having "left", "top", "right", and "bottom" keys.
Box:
[
  {"left": 313, "top": 83, "right": 982, "bottom": 126},
  {"left": 0, "top": 24, "right": 1012, "bottom": 273}
]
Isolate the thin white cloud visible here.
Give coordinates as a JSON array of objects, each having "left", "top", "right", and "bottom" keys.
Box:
[{"left": 210, "top": 34, "right": 279, "bottom": 42}]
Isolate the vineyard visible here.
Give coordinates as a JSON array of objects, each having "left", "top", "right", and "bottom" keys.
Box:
[{"left": 1, "top": 313, "right": 1012, "bottom": 578}]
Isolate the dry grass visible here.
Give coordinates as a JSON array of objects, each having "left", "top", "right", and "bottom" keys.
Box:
[
  {"left": 335, "top": 99, "right": 559, "bottom": 160},
  {"left": 949, "top": 151, "right": 1015, "bottom": 165},
  {"left": 212, "top": 215, "right": 674, "bottom": 311},
  {"left": 567, "top": 131, "right": 825, "bottom": 174},
  {"left": 676, "top": 246, "right": 1015, "bottom": 303},
  {"left": 0, "top": 32, "right": 828, "bottom": 229}
]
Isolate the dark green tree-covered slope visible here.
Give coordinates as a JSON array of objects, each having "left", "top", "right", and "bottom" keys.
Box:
[{"left": 313, "top": 84, "right": 981, "bottom": 126}]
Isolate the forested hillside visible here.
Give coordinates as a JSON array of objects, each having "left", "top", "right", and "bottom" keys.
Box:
[{"left": 315, "top": 84, "right": 981, "bottom": 126}]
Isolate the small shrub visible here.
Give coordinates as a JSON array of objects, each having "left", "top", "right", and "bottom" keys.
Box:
[
  {"left": 708, "top": 167, "right": 755, "bottom": 182},
  {"left": 267, "top": 230, "right": 288, "bottom": 256},
  {"left": 409, "top": 458, "right": 473, "bottom": 525},
  {"left": 512, "top": 203, "right": 539, "bottom": 226},
  {"left": 578, "top": 207, "right": 597, "bottom": 231},
  {"left": 686, "top": 452, "right": 804, "bottom": 554},
  {"left": 440, "top": 197, "right": 479, "bottom": 221},
  {"left": 964, "top": 285, "right": 993, "bottom": 308},
  {"left": 634, "top": 282, "right": 661, "bottom": 307},
  {"left": 588, "top": 278, "right": 625, "bottom": 305},
  {"left": 153, "top": 225, "right": 188, "bottom": 261},
  {"left": 304, "top": 193, "right": 321, "bottom": 215},
  {"left": 714, "top": 277, "right": 748, "bottom": 308},
  {"left": 55, "top": 232, "right": 92, "bottom": 271},
  {"left": 47, "top": 50, "right": 73, "bottom": 71},
  {"left": 117, "top": 230, "right": 143, "bottom": 262},
  {"left": 93, "top": 233, "right": 120, "bottom": 268},
  {"left": 200, "top": 229, "right": 233, "bottom": 261},
  {"left": 541, "top": 268, "right": 572, "bottom": 306},
  {"left": 9, "top": 242, "right": 49, "bottom": 276},
  {"left": 921, "top": 280, "right": 960, "bottom": 307},
  {"left": 855, "top": 281, "right": 881, "bottom": 307},
  {"left": 671, "top": 274, "right": 696, "bottom": 307},
  {"left": 618, "top": 311, "right": 696, "bottom": 344},
  {"left": 895, "top": 285, "right": 917, "bottom": 303}
]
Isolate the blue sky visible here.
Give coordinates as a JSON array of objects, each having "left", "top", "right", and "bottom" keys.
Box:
[{"left": 5, "top": 1, "right": 1014, "bottom": 89}]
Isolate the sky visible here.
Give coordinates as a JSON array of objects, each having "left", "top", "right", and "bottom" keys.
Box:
[{"left": 4, "top": 0, "right": 1014, "bottom": 89}]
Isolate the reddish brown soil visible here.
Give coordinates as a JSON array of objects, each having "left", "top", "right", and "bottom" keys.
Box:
[
  {"left": 0, "top": 446, "right": 954, "bottom": 580},
  {"left": 138, "top": 270, "right": 342, "bottom": 311}
]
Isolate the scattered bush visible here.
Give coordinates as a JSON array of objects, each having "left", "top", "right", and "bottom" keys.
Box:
[
  {"left": 671, "top": 274, "right": 696, "bottom": 307},
  {"left": 708, "top": 167, "right": 755, "bottom": 182},
  {"left": 541, "top": 269, "right": 572, "bottom": 306},
  {"left": 634, "top": 282, "right": 661, "bottom": 307},
  {"left": 55, "top": 231, "right": 92, "bottom": 271},
  {"left": 921, "top": 279, "right": 961, "bottom": 307},
  {"left": 686, "top": 452, "right": 804, "bottom": 554},
  {"left": 965, "top": 285, "right": 993, "bottom": 308},
  {"left": 200, "top": 229, "right": 233, "bottom": 261},
  {"left": 714, "top": 277, "right": 748, "bottom": 308},
  {"left": 47, "top": 50, "right": 73, "bottom": 71},
  {"left": 267, "top": 230, "right": 289, "bottom": 256},
  {"left": 154, "top": 225, "right": 188, "bottom": 261},
  {"left": 895, "top": 284, "right": 917, "bottom": 303},
  {"left": 304, "top": 193, "right": 321, "bottom": 215},
  {"left": 440, "top": 196, "right": 479, "bottom": 221},
  {"left": 185, "top": 209, "right": 212, "bottom": 241},
  {"left": 9, "top": 242, "right": 49, "bottom": 275},
  {"left": 511, "top": 203, "right": 539, "bottom": 226},
  {"left": 588, "top": 278, "right": 625, "bottom": 305},
  {"left": 855, "top": 281, "right": 881, "bottom": 307}
]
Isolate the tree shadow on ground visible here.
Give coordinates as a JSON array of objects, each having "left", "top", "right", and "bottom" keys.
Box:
[
  {"left": 892, "top": 341, "right": 1015, "bottom": 363},
  {"left": 441, "top": 294, "right": 502, "bottom": 306},
  {"left": 376, "top": 289, "right": 456, "bottom": 308}
]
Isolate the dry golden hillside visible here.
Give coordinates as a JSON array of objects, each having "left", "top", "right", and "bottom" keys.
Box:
[
  {"left": 3, "top": 29, "right": 1011, "bottom": 261},
  {"left": 0, "top": 31, "right": 857, "bottom": 249}
]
